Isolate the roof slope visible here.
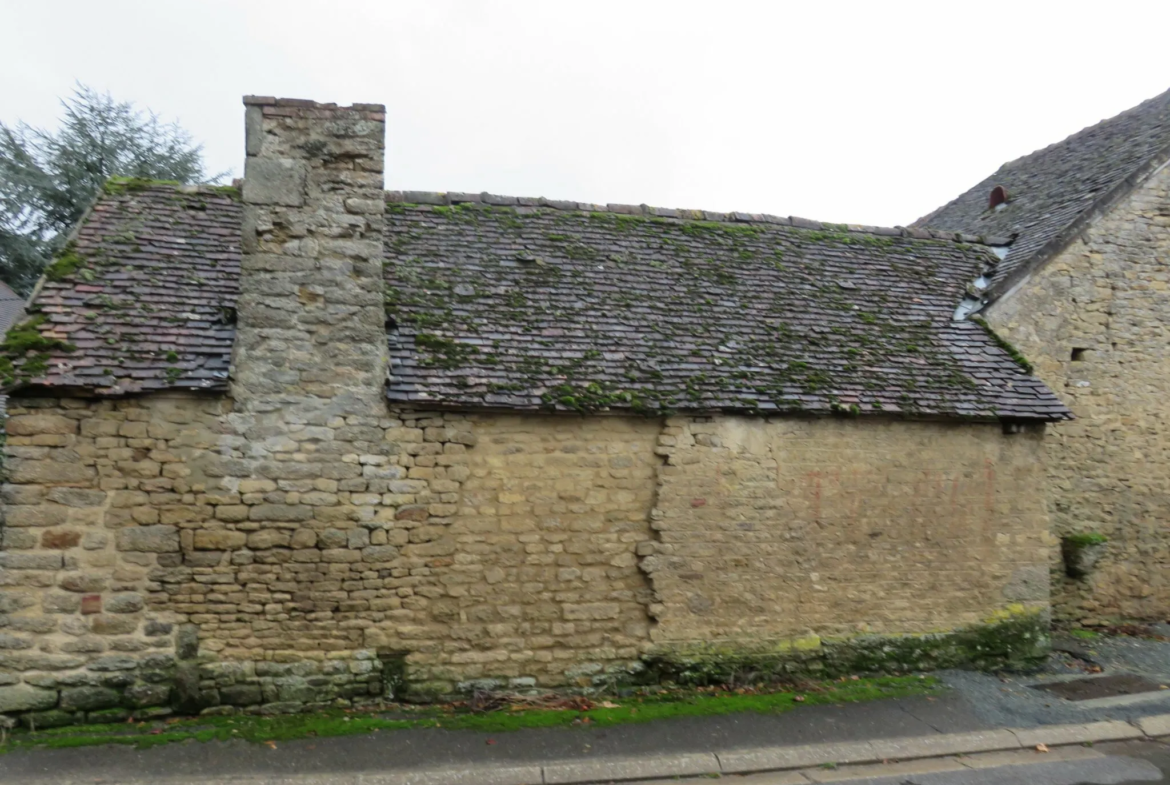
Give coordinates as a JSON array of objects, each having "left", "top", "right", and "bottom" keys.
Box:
[
  {"left": 385, "top": 195, "right": 1069, "bottom": 421},
  {"left": 916, "top": 87, "right": 1170, "bottom": 290},
  {"left": 6, "top": 183, "right": 1070, "bottom": 421},
  {"left": 5, "top": 182, "right": 240, "bottom": 393},
  {"left": 0, "top": 281, "right": 25, "bottom": 336}
]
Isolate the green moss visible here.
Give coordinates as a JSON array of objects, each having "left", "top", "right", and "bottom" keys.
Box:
[
  {"left": 0, "top": 315, "right": 76, "bottom": 387},
  {"left": 647, "top": 611, "right": 1049, "bottom": 685},
  {"left": 203, "top": 184, "right": 241, "bottom": 200},
  {"left": 0, "top": 675, "right": 938, "bottom": 754},
  {"left": 414, "top": 333, "right": 479, "bottom": 369},
  {"left": 43, "top": 244, "right": 87, "bottom": 282},
  {"left": 1064, "top": 532, "right": 1108, "bottom": 547},
  {"left": 102, "top": 176, "right": 180, "bottom": 195},
  {"left": 970, "top": 317, "right": 1034, "bottom": 374},
  {"left": 1068, "top": 628, "right": 1101, "bottom": 640}
]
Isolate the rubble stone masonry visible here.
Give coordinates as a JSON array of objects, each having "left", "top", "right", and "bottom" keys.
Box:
[
  {"left": 0, "top": 397, "right": 1050, "bottom": 720},
  {"left": 984, "top": 162, "right": 1170, "bottom": 623}
]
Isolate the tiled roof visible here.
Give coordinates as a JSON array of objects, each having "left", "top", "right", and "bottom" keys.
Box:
[
  {"left": 384, "top": 193, "right": 1070, "bottom": 422},
  {"left": 8, "top": 183, "right": 240, "bottom": 394},
  {"left": 0, "top": 281, "right": 25, "bottom": 335},
  {"left": 915, "top": 87, "right": 1170, "bottom": 292},
  {"left": 0, "top": 281, "right": 26, "bottom": 414},
  {"left": 8, "top": 184, "right": 1071, "bottom": 422}
]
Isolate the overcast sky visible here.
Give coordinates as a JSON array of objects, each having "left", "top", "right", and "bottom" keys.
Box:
[{"left": 4, "top": 1, "right": 1169, "bottom": 227}]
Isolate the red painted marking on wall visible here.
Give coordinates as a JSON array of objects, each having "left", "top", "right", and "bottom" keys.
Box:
[
  {"left": 691, "top": 498, "right": 706, "bottom": 508},
  {"left": 81, "top": 595, "right": 102, "bottom": 615}
]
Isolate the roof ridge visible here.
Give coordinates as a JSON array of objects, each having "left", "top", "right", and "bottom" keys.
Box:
[
  {"left": 998, "top": 85, "right": 1170, "bottom": 173},
  {"left": 385, "top": 190, "right": 1014, "bottom": 248}
]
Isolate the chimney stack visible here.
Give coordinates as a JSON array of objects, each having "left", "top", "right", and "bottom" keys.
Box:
[{"left": 234, "top": 96, "right": 387, "bottom": 417}]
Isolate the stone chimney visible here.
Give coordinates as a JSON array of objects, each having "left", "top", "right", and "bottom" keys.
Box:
[{"left": 234, "top": 96, "right": 387, "bottom": 418}]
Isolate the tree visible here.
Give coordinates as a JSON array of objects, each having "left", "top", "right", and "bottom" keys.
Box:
[{"left": 0, "top": 84, "right": 222, "bottom": 294}]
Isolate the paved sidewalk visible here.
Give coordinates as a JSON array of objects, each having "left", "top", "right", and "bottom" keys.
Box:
[
  {"left": 0, "top": 693, "right": 986, "bottom": 782},
  {"left": 2, "top": 693, "right": 1169, "bottom": 785}
]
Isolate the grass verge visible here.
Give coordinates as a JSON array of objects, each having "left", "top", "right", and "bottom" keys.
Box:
[{"left": 0, "top": 674, "right": 940, "bottom": 754}]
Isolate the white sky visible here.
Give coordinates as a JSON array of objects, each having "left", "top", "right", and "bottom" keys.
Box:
[{"left": 4, "top": 0, "right": 1169, "bottom": 227}]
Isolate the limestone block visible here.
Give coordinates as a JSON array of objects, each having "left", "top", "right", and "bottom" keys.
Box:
[
  {"left": 0, "top": 552, "right": 63, "bottom": 570},
  {"left": 0, "top": 684, "right": 59, "bottom": 713},
  {"left": 247, "top": 530, "right": 292, "bottom": 549},
  {"left": 193, "top": 530, "right": 247, "bottom": 550},
  {"left": 6, "top": 414, "right": 78, "bottom": 436},
  {"left": 116, "top": 525, "right": 180, "bottom": 553},
  {"left": 57, "top": 572, "right": 109, "bottom": 593},
  {"left": 105, "top": 593, "right": 146, "bottom": 614},
  {"left": 60, "top": 686, "right": 121, "bottom": 711},
  {"left": 242, "top": 158, "right": 307, "bottom": 206}
]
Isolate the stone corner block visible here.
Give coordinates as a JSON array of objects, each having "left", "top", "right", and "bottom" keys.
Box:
[{"left": 242, "top": 158, "right": 307, "bottom": 206}]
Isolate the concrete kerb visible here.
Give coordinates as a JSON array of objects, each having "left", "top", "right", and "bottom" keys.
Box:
[{"left": 9, "top": 713, "right": 1170, "bottom": 785}]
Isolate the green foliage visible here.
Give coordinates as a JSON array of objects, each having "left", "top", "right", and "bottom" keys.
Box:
[
  {"left": 1064, "top": 531, "right": 1108, "bottom": 547},
  {"left": 0, "top": 83, "right": 224, "bottom": 294}
]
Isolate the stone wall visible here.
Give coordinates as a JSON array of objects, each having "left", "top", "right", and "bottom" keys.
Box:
[
  {"left": 984, "top": 161, "right": 1170, "bottom": 623},
  {"left": 1, "top": 394, "right": 1054, "bottom": 721},
  {"left": 372, "top": 415, "right": 661, "bottom": 696},
  {"left": 0, "top": 395, "right": 227, "bottom": 724},
  {"left": 642, "top": 416, "right": 1050, "bottom": 651}
]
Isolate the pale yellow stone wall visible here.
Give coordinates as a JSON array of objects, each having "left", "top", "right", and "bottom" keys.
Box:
[
  {"left": 369, "top": 415, "right": 661, "bottom": 690},
  {"left": 642, "top": 416, "right": 1051, "bottom": 648},
  {"left": 1, "top": 395, "right": 1052, "bottom": 708},
  {"left": 984, "top": 162, "right": 1170, "bottom": 622}
]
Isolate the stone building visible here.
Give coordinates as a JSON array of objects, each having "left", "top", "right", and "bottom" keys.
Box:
[
  {"left": 0, "top": 96, "right": 1069, "bottom": 724},
  {"left": 918, "top": 87, "right": 1170, "bottom": 624}
]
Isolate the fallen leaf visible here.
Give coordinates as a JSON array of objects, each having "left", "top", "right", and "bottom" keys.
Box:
[
  {"left": 794, "top": 695, "right": 805, "bottom": 702},
  {"left": 265, "top": 740, "right": 277, "bottom": 750},
  {"left": 599, "top": 701, "right": 620, "bottom": 709},
  {"left": 1036, "top": 743, "right": 1049, "bottom": 753},
  {"left": 148, "top": 729, "right": 163, "bottom": 735},
  {"left": 486, "top": 739, "right": 496, "bottom": 745}
]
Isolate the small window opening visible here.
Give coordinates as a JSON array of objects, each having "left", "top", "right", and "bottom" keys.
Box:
[
  {"left": 989, "top": 185, "right": 1009, "bottom": 210},
  {"left": 1071, "top": 348, "right": 1089, "bottom": 362}
]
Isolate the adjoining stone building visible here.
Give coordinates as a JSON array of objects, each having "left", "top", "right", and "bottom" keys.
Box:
[
  {"left": 917, "top": 87, "right": 1170, "bottom": 624},
  {"left": 0, "top": 96, "right": 1069, "bottom": 724}
]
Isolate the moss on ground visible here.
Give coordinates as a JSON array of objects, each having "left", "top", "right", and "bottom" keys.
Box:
[{"left": 0, "top": 675, "right": 939, "bottom": 754}]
